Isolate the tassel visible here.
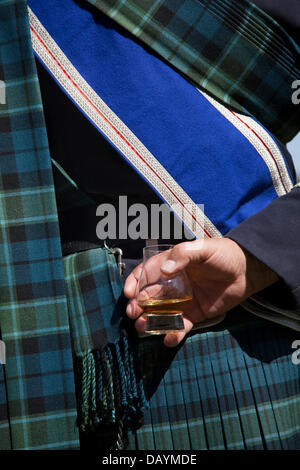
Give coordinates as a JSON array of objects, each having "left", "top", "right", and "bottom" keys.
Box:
[{"left": 75, "top": 335, "right": 148, "bottom": 436}]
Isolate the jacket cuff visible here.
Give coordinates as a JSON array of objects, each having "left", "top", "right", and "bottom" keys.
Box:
[{"left": 226, "top": 187, "right": 300, "bottom": 307}]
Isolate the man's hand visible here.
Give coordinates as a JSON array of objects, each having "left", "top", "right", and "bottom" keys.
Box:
[{"left": 124, "top": 238, "right": 278, "bottom": 347}]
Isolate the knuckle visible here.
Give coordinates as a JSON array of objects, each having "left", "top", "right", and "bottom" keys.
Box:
[{"left": 171, "top": 242, "right": 189, "bottom": 259}]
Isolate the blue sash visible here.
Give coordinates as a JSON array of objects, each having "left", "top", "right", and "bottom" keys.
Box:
[{"left": 27, "top": 0, "right": 294, "bottom": 240}]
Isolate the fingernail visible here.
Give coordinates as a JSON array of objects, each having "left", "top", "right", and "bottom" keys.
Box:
[{"left": 161, "top": 259, "right": 177, "bottom": 273}]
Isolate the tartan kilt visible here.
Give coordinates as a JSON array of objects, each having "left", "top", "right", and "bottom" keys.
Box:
[{"left": 126, "top": 309, "right": 300, "bottom": 450}]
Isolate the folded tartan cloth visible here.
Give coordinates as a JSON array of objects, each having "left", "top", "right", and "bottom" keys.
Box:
[{"left": 63, "top": 248, "right": 147, "bottom": 437}]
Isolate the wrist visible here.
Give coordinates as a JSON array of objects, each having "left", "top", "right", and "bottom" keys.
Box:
[{"left": 243, "top": 247, "right": 278, "bottom": 296}]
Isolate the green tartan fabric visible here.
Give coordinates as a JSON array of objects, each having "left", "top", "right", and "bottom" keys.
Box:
[
  {"left": 126, "top": 309, "right": 300, "bottom": 450},
  {"left": 86, "top": 0, "right": 300, "bottom": 143},
  {"left": 63, "top": 248, "right": 147, "bottom": 443},
  {"left": 0, "top": 0, "right": 146, "bottom": 450},
  {"left": 63, "top": 248, "right": 124, "bottom": 355},
  {"left": 0, "top": 0, "right": 79, "bottom": 449},
  {"left": 1, "top": 0, "right": 300, "bottom": 451}
]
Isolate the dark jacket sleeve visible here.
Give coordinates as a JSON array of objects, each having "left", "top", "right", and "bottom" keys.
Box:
[{"left": 226, "top": 186, "right": 300, "bottom": 306}]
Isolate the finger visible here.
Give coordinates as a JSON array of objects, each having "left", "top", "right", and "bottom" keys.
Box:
[
  {"left": 134, "top": 314, "right": 147, "bottom": 332},
  {"left": 163, "top": 316, "right": 194, "bottom": 347},
  {"left": 124, "top": 264, "right": 143, "bottom": 298},
  {"left": 126, "top": 298, "right": 143, "bottom": 319},
  {"left": 160, "top": 239, "right": 208, "bottom": 276}
]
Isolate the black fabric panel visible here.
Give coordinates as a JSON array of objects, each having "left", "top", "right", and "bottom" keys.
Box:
[{"left": 36, "top": 60, "right": 190, "bottom": 258}]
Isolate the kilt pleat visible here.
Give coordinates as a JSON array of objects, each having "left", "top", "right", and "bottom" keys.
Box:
[
  {"left": 126, "top": 310, "right": 300, "bottom": 450},
  {"left": 0, "top": 364, "right": 11, "bottom": 449},
  {"left": 150, "top": 377, "right": 174, "bottom": 449},
  {"left": 179, "top": 341, "right": 207, "bottom": 450},
  {"left": 239, "top": 327, "right": 283, "bottom": 450},
  {"left": 222, "top": 330, "right": 265, "bottom": 449},
  {"left": 191, "top": 332, "right": 229, "bottom": 449},
  {"left": 267, "top": 326, "right": 300, "bottom": 449},
  {"left": 206, "top": 333, "right": 246, "bottom": 449}
]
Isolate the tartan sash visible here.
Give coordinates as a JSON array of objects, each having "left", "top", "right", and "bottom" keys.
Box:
[
  {"left": 0, "top": 0, "right": 79, "bottom": 449},
  {"left": 0, "top": 0, "right": 145, "bottom": 449}
]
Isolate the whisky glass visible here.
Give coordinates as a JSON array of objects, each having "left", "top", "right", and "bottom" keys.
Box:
[{"left": 137, "top": 244, "right": 192, "bottom": 335}]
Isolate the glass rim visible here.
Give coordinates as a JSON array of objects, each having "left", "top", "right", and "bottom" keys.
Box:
[{"left": 143, "top": 243, "right": 174, "bottom": 253}]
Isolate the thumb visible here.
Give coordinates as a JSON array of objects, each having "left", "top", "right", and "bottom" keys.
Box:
[{"left": 160, "top": 239, "right": 210, "bottom": 276}]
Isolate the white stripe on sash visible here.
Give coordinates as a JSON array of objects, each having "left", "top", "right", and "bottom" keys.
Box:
[{"left": 200, "top": 90, "right": 293, "bottom": 196}]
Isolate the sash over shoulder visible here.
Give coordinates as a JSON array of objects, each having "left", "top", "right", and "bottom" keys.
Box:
[{"left": 27, "top": 0, "right": 299, "bottom": 331}]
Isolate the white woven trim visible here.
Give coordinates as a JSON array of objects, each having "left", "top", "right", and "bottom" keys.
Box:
[
  {"left": 28, "top": 7, "right": 220, "bottom": 240},
  {"left": 198, "top": 90, "right": 294, "bottom": 197}
]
